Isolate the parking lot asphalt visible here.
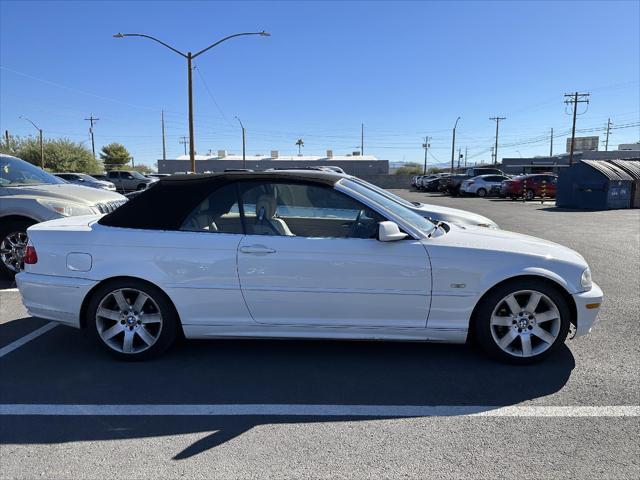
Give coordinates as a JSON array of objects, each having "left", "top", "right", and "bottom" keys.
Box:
[{"left": 1, "top": 191, "right": 639, "bottom": 479}]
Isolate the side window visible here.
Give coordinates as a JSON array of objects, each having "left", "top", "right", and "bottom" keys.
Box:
[
  {"left": 180, "top": 183, "right": 243, "bottom": 234},
  {"left": 239, "top": 181, "right": 384, "bottom": 239},
  {"left": 123, "top": 172, "right": 134, "bottom": 179},
  {"left": 107, "top": 172, "right": 118, "bottom": 179}
]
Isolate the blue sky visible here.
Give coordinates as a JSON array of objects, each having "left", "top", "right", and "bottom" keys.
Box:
[{"left": 1, "top": 0, "right": 639, "bottom": 168}]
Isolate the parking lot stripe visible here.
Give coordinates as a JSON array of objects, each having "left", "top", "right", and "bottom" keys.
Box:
[
  {"left": 0, "top": 322, "right": 58, "bottom": 358},
  {"left": 0, "top": 404, "right": 637, "bottom": 417},
  {"left": 0, "top": 288, "right": 19, "bottom": 292}
]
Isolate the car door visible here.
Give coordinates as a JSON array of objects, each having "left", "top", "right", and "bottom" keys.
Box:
[
  {"left": 164, "top": 182, "right": 253, "bottom": 326},
  {"left": 236, "top": 180, "right": 431, "bottom": 328},
  {"left": 107, "top": 171, "right": 121, "bottom": 190}
]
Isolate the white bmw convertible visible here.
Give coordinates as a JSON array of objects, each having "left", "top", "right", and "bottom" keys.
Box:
[{"left": 16, "top": 171, "right": 603, "bottom": 363}]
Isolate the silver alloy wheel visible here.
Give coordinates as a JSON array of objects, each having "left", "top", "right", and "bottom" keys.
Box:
[
  {"left": 477, "top": 188, "right": 487, "bottom": 197},
  {"left": 95, "top": 288, "right": 163, "bottom": 354},
  {"left": 0, "top": 231, "right": 28, "bottom": 273},
  {"left": 490, "top": 289, "right": 561, "bottom": 358}
]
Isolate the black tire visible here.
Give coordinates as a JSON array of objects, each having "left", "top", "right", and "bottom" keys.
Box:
[
  {"left": 86, "top": 278, "right": 179, "bottom": 360},
  {"left": 525, "top": 189, "right": 535, "bottom": 200},
  {"left": 477, "top": 188, "right": 487, "bottom": 197},
  {"left": 0, "top": 219, "right": 35, "bottom": 280},
  {"left": 473, "top": 278, "right": 571, "bottom": 365},
  {"left": 136, "top": 183, "right": 147, "bottom": 191}
]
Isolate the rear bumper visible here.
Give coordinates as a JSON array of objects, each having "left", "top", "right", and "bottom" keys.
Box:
[
  {"left": 571, "top": 282, "right": 604, "bottom": 338},
  {"left": 15, "top": 272, "right": 97, "bottom": 328}
]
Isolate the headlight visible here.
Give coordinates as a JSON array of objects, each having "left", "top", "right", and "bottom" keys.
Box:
[
  {"left": 580, "top": 267, "right": 592, "bottom": 291},
  {"left": 38, "top": 200, "right": 96, "bottom": 217}
]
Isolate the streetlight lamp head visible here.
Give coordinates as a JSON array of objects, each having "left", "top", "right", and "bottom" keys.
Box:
[
  {"left": 260, "top": 31, "right": 271, "bottom": 37},
  {"left": 113, "top": 33, "right": 125, "bottom": 38}
]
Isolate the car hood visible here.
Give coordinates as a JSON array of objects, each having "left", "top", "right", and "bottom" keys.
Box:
[
  {"left": 1, "top": 184, "right": 125, "bottom": 204},
  {"left": 415, "top": 203, "right": 498, "bottom": 228},
  {"left": 440, "top": 223, "right": 586, "bottom": 265}
]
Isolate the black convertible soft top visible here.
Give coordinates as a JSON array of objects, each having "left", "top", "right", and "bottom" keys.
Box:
[{"left": 98, "top": 170, "right": 342, "bottom": 230}]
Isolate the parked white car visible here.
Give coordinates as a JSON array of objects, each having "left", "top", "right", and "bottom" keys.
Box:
[
  {"left": 460, "top": 174, "right": 511, "bottom": 197},
  {"left": 16, "top": 171, "right": 602, "bottom": 363}
]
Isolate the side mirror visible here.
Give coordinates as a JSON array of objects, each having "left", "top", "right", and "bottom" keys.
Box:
[{"left": 378, "top": 221, "right": 408, "bottom": 242}]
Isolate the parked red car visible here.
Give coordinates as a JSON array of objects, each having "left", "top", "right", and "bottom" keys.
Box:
[{"left": 500, "top": 173, "right": 558, "bottom": 200}]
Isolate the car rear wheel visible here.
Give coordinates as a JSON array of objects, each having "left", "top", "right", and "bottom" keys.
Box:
[
  {"left": 474, "top": 279, "right": 570, "bottom": 364},
  {"left": 525, "top": 189, "right": 535, "bottom": 200},
  {"left": 477, "top": 188, "right": 487, "bottom": 197},
  {"left": 136, "top": 183, "right": 147, "bottom": 191},
  {"left": 87, "top": 279, "right": 179, "bottom": 360},
  {"left": 0, "top": 219, "right": 34, "bottom": 279}
]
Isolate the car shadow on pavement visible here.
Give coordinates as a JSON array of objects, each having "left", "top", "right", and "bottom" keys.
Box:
[{"left": 0, "top": 324, "right": 576, "bottom": 459}]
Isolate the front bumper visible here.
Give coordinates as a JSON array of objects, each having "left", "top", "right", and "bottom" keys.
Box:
[
  {"left": 571, "top": 281, "right": 604, "bottom": 338},
  {"left": 15, "top": 272, "right": 97, "bottom": 328}
]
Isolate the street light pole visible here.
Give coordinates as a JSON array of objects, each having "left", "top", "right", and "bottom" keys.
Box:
[
  {"left": 450, "top": 116, "right": 460, "bottom": 173},
  {"left": 235, "top": 116, "right": 246, "bottom": 168},
  {"left": 19, "top": 116, "right": 44, "bottom": 169},
  {"left": 114, "top": 31, "right": 270, "bottom": 173}
]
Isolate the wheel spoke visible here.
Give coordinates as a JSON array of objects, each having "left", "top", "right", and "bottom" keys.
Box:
[
  {"left": 136, "top": 326, "right": 156, "bottom": 346},
  {"left": 504, "top": 295, "right": 521, "bottom": 315},
  {"left": 524, "top": 292, "right": 542, "bottom": 313},
  {"left": 132, "top": 292, "right": 149, "bottom": 313},
  {"left": 122, "top": 329, "right": 134, "bottom": 353},
  {"left": 521, "top": 334, "right": 533, "bottom": 356},
  {"left": 97, "top": 307, "right": 121, "bottom": 322},
  {"left": 140, "top": 313, "right": 162, "bottom": 324},
  {"left": 531, "top": 325, "right": 556, "bottom": 345},
  {"left": 102, "top": 323, "right": 124, "bottom": 340},
  {"left": 536, "top": 309, "right": 559, "bottom": 323},
  {"left": 498, "top": 329, "right": 518, "bottom": 349},
  {"left": 491, "top": 315, "right": 513, "bottom": 327},
  {"left": 112, "top": 290, "right": 129, "bottom": 312}
]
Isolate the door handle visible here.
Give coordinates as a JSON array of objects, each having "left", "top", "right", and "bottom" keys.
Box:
[{"left": 240, "top": 245, "right": 276, "bottom": 254}]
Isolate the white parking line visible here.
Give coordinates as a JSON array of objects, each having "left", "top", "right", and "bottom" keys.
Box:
[
  {"left": 0, "top": 404, "right": 637, "bottom": 417},
  {"left": 0, "top": 288, "right": 19, "bottom": 292},
  {"left": 0, "top": 322, "right": 58, "bottom": 358}
]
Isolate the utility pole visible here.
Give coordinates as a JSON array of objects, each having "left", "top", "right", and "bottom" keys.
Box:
[
  {"left": 550, "top": 127, "right": 554, "bottom": 156},
  {"left": 84, "top": 115, "right": 99, "bottom": 159},
  {"left": 604, "top": 117, "right": 612, "bottom": 151},
  {"left": 161, "top": 110, "right": 167, "bottom": 161},
  {"left": 361, "top": 123, "right": 364, "bottom": 156},
  {"left": 179, "top": 136, "right": 189, "bottom": 156},
  {"left": 489, "top": 116, "right": 506, "bottom": 165},
  {"left": 564, "top": 92, "right": 590, "bottom": 166},
  {"left": 422, "top": 136, "right": 431, "bottom": 174},
  {"left": 490, "top": 146, "right": 494, "bottom": 166},
  {"left": 464, "top": 146, "right": 468, "bottom": 168},
  {"left": 451, "top": 116, "right": 461, "bottom": 173},
  {"left": 4, "top": 130, "right": 8, "bottom": 145},
  {"left": 457, "top": 148, "right": 462, "bottom": 169}
]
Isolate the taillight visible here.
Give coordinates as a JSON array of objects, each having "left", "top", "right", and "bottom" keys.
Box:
[{"left": 23, "top": 242, "right": 38, "bottom": 265}]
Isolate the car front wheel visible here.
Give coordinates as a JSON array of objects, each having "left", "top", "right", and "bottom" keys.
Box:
[
  {"left": 477, "top": 188, "right": 487, "bottom": 197},
  {"left": 86, "top": 279, "right": 179, "bottom": 360},
  {"left": 474, "top": 279, "right": 570, "bottom": 364}
]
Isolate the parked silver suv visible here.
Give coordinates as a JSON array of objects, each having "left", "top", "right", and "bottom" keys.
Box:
[
  {"left": 106, "top": 170, "right": 155, "bottom": 193},
  {"left": 0, "top": 154, "right": 127, "bottom": 278}
]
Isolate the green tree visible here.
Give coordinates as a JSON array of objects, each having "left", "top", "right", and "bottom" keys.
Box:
[
  {"left": 0, "top": 135, "right": 101, "bottom": 173},
  {"left": 131, "top": 164, "right": 154, "bottom": 174},
  {"left": 100, "top": 142, "right": 132, "bottom": 170}
]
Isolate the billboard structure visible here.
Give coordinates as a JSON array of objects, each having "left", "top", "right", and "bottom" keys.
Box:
[{"left": 566, "top": 136, "right": 599, "bottom": 153}]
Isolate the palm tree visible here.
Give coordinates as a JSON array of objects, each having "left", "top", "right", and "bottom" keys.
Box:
[{"left": 295, "top": 138, "right": 304, "bottom": 156}]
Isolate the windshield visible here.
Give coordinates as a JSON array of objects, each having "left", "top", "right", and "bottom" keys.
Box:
[
  {"left": 0, "top": 155, "right": 65, "bottom": 187},
  {"left": 339, "top": 179, "right": 435, "bottom": 236},
  {"left": 130, "top": 171, "right": 147, "bottom": 179},
  {"left": 350, "top": 177, "right": 417, "bottom": 208}
]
